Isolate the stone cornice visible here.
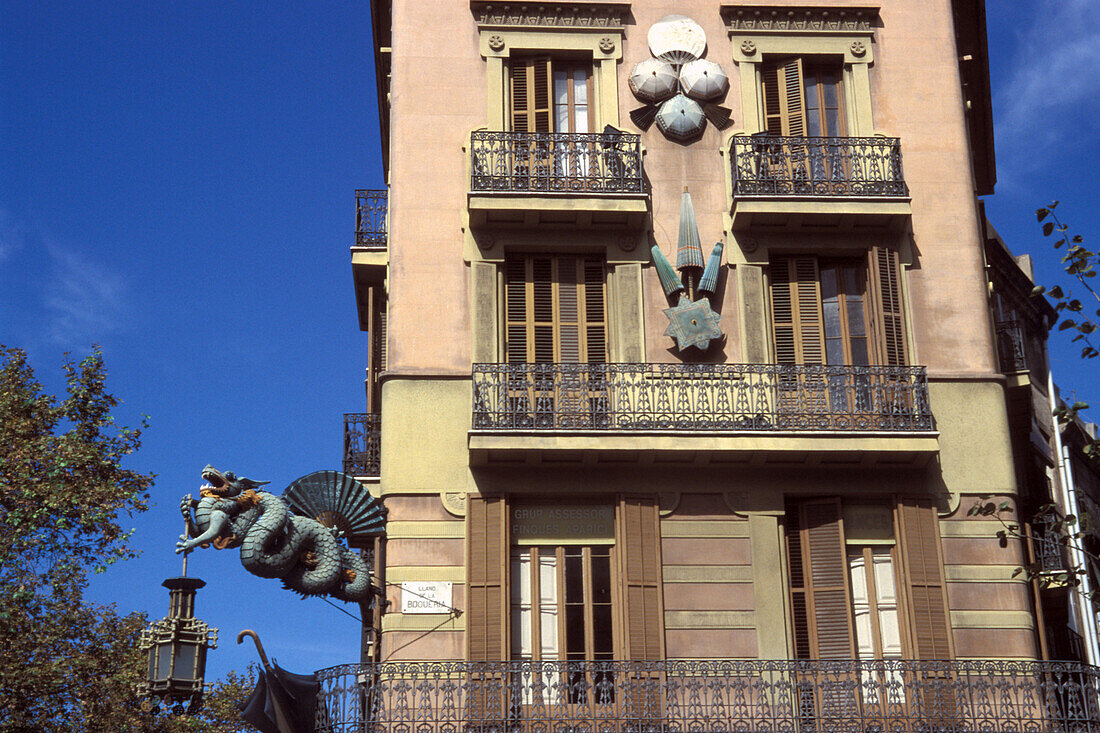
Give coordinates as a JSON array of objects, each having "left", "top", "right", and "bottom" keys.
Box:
[
  {"left": 721, "top": 5, "right": 880, "bottom": 33},
  {"left": 471, "top": 1, "right": 630, "bottom": 30}
]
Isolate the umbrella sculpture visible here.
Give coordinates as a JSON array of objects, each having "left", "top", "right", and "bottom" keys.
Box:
[
  {"left": 630, "top": 15, "right": 732, "bottom": 141},
  {"left": 628, "top": 57, "right": 679, "bottom": 103},
  {"left": 650, "top": 188, "right": 725, "bottom": 351},
  {"left": 678, "top": 59, "right": 729, "bottom": 101},
  {"left": 655, "top": 94, "right": 707, "bottom": 141}
]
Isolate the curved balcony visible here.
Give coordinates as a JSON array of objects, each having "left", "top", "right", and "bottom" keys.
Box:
[
  {"left": 468, "top": 130, "right": 647, "bottom": 229},
  {"left": 728, "top": 135, "right": 911, "bottom": 231},
  {"left": 313, "top": 659, "right": 1100, "bottom": 733}
]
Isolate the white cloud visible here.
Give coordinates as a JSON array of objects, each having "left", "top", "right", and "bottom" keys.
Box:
[
  {"left": 43, "top": 243, "right": 127, "bottom": 347},
  {"left": 994, "top": 0, "right": 1100, "bottom": 163}
]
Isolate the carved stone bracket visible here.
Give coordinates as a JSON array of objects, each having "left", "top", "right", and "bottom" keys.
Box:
[
  {"left": 472, "top": 1, "right": 630, "bottom": 29},
  {"left": 658, "top": 492, "right": 681, "bottom": 517},
  {"left": 721, "top": 5, "right": 880, "bottom": 33},
  {"left": 441, "top": 492, "right": 467, "bottom": 517}
]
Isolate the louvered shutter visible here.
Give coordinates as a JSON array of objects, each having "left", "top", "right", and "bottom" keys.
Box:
[
  {"left": 504, "top": 255, "right": 607, "bottom": 363},
  {"left": 798, "top": 499, "right": 856, "bottom": 659},
  {"left": 618, "top": 495, "right": 663, "bottom": 660},
  {"left": 770, "top": 257, "right": 826, "bottom": 364},
  {"left": 504, "top": 258, "right": 528, "bottom": 364},
  {"left": 869, "top": 247, "right": 908, "bottom": 366},
  {"left": 467, "top": 495, "right": 508, "bottom": 660},
  {"left": 897, "top": 499, "right": 951, "bottom": 659},
  {"left": 511, "top": 58, "right": 552, "bottom": 132},
  {"left": 762, "top": 58, "right": 806, "bottom": 136}
]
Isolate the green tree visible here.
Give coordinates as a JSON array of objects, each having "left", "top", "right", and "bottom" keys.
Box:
[{"left": 0, "top": 346, "right": 254, "bottom": 732}]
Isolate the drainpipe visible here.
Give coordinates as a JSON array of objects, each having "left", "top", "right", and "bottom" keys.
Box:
[{"left": 1049, "top": 369, "right": 1100, "bottom": 666}]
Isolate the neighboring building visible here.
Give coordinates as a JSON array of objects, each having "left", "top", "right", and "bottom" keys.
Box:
[{"left": 331, "top": 0, "right": 1099, "bottom": 730}]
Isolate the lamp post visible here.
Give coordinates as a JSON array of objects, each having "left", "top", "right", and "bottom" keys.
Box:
[{"left": 138, "top": 533, "right": 218, "bottom": 714}]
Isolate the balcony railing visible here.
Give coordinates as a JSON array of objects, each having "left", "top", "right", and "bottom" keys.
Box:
[
  {"left": 313, "top": 659, "right": 1100, "bottom": 733},
  {"left": 472, "top": 363, "right": 934, "bottom": 432},
  {"left": 730, "top": 135, "right": 907, "bottom": 198},
  {"left": 996, "top": 320, "right": 1029, "bottom": 374},
  {"left": 356, "top": 189, "right": 387, "bottom": 248},
  {"left": 470, "top": 131, "right": 645, "bottom": 194},
  {"left": 343, "top": 413, "right": 380, "bottom": 477}
]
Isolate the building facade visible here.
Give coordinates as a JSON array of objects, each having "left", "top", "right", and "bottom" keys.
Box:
[{"left": 331, "top": 0, "right": 1100, "bottom": 729}]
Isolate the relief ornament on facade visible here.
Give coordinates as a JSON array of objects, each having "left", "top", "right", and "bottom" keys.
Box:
[{"left": 627, "top": 15, "right": 732, "bottom": 141}]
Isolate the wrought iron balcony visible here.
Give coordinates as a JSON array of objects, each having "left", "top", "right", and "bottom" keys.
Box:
[
  {"left": 313, "top": 659, "right": 1100, "bottom": 733},
  {"left": 356, "top": 189, "right": 387, "bottom": 248},
  {"left": 996, "top": 320, "right": 1029, "bottom": 374},
  {"left": 1031, "top": 515, "right": 1070, "bottom": 575},
  {"left": 470, "top": 131, "right": 644, "bottom": 195},
  {"left": 343, "top": 413, "right": 380, "bottom": 477},
  {"left": 730, "top": 135, "right": 907, "bottom": 198},
  {"left": 472, "top": 363, "right": 934, "bottom": 432}
]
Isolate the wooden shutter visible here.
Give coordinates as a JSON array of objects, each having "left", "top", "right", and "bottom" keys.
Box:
[
  {"left": 792, "top": 499, "right": 856, "bottom": 658},
  {"left": 618, "top": 495, "right": 663, "bottom": 660},
  {"left": 511, "top": 57, "right": 551, "bottom": 132},
  {"left": 503, "top": 255, "right": 607, "bottom": 363},
  {"left": 762, "top": 58, "right": 806, "bottom": 136},
  {"left": 770, "top": 257, "right": 826, "bottom": 364},
  {"left": 869, "top": 247, "right": 908, "bottom": 366},
  {"left": 896, "top": 498, "right": 952, "bottom": 659},
  {"left": 467, "top": 495, "right": 508, "bottom": 660}
]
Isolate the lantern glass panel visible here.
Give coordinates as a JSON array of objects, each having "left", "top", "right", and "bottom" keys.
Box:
[
  {"left": 156, "top": 643, "right": 173, "bottom": 681},
  {"left": 175, "top": 642, "right": 199, "bottom": 680}
]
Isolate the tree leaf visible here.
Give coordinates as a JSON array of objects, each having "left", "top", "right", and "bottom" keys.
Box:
[{"left": 1043, "top": 222, "right": 1055, "bottom": 236}]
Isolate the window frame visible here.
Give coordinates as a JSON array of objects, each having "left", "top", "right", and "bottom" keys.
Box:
[{"left": 728, "top": 25, "right": 877, "bottom": 137}]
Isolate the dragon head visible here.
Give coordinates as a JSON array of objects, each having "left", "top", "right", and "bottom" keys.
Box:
[{"left": 200, "top": 464, "right": 270, "bottom": 498}]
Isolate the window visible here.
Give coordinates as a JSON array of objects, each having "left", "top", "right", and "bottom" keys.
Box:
[
  {"left": 785, "top": 497, "right": 951, "bottom": 661},
  {"left": 510, "top": 545, "right": 614, "bottom": 663},
  {"left": 762, "top": 58, "right": 845, "bottom": 137},
  {"left": 769, "top": 248, "right": 906, "bottom": 367},
  {"left": 511, "top": 57, "right": 593, "bottom": 133},
  {"left": 505, "top": 254, "right": 607, "bottom": 364},
  {"left": 466, "top": 496, "right": 662, "bottom": 663}
]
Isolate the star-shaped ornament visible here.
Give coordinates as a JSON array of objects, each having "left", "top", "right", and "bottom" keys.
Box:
[{"left": 662, "top": 295, "right": 723, "bottom": 351}]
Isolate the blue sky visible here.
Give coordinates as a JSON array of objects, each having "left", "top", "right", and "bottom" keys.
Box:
[{"left": 1, "top": 1, "right": 1098, "bottom": 683}]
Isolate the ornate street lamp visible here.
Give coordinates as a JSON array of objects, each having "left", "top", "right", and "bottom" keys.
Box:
[{"left": 137, "top": 575, "right": 219, "bottom": 714}]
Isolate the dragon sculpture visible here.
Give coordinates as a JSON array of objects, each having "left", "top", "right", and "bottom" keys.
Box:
[{"left": 177, "top": 465, "right": 378, "bottom": 603}]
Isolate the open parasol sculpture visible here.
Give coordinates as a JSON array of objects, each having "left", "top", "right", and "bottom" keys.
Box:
[
  {"left": 628, "top": 58, "right": 679, "bottom": 103},
  {"left": 630, "top": 15, "right": 733, "bottom": 139},
  {"left": 655, "top": 94, "right": 707, "bottom": 142}
]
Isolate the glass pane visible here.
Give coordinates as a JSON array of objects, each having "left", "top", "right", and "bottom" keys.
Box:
[
  {"left": 872, "top": 549, "right": 903, "bottom": 658},
  {"left": 156, "top": 644, "right": 172, "bottom": 681},
  {"left": 826, "top": 338, "right": 845, "bottom": 366},
  {"left": 804, "top": 73, "right": 820, "bottom": 111},
  {"left": 593, "top": 605, "right": 614, "bottom": 655},
  {"left": 821, "top": 267, "right": 838, "bottom": 301},
  {"left": 554, "top": 71, "right": 568, "bottom": 106},
  {"left": 846, "top": 298, "right": 866, "bottom": 337},
  {"left": 176, "top": 644, "right": 198, "bottom": 679},
  {"left": 850, "top": 338, "right": 869, "bottom": 366},
  {"left": 511, "top": 552, "right": 533, "bottom": 657},
  {"left": 539, "top": 553, "right": 559, "bottom": 659},
  {"left": 825, "top": 109, "right": 839, "bottom": 137},
  {"left": 573, "top": 105, "right": 588, "bottom": 134},
  {"left": 591, "top": 549, "right": 611, "bottom": 603},
  {"left": 573, "top": 69, "right": 587, "bottom": 105},
  {"left": 823, "top": 299, "right": 841, "bottom": 338},
  {"left": 822, "top": 73, "right": 839, "bottom": 107},
  {"left": 566, "top": 605, "right": 586, "bottom": 658},
  {"left": 847, "top": 551, "right": 876, "bottom": 660},
  {"left": 556, "top": 105, "right": 569, "bottom": 133},
  {"left": 565, "top": 549, "right": 583, "bottom": 603}
]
